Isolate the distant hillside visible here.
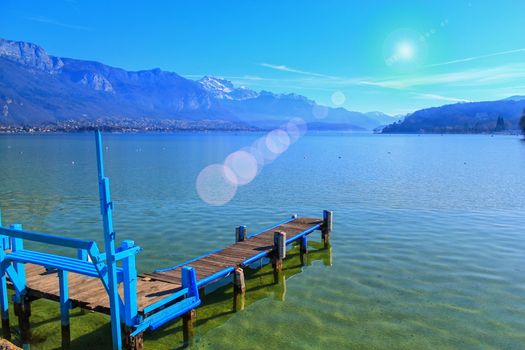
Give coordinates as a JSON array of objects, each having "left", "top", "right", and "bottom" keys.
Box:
[
  {"left": 0, "top": 37, "right": 391, "bottom": 131},
  {"left": 382, "top": 99, "right": 525, "bottom": 134}
]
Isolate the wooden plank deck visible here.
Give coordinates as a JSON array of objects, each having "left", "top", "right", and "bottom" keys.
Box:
[
  {"left": 143, "top": 217, "right": 322, "bottom": 285},
  {"left": 9, "top": 217, "right": 322, "bottom": 315}
]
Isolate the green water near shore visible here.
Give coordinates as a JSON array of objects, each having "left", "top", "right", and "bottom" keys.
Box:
[{"left": 1, "top": 133, "right": 524, "bottom": 349}]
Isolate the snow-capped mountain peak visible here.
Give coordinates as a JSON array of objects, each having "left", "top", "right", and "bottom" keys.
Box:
[{"left": 198, "top": 76, "right": 258, "bottom": 100}]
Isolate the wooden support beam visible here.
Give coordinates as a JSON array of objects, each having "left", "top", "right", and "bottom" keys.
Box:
[
  {"left": 273, "top": 231, "right": 286, "bottom": 283},
  {"left": 0, "top": 269, "right": 10, "bottom": 341},
  {"left": 182, "top": 309, "right": 196, "bottom": 347},
  {"left": 1, "top": 313, "right": 10, "bottom": 341},
  {"left": 14, "top": 296, "right": 31, "bottom": 349},
  {"left": 233, "top": 267, "right": 246, "bottom": 312},
  {"left": 198, "top": 288, "right": 206, "bottom": 303},
  {"left": 276, "top": 268, "right": 287, "bottom": 302},
  {"left": 122, "top": 326, "right": 144, "bottom": 350},
  {"left": 322, "top": 210, "right": 333, "bottom": 248},
  {"left": 58, "top": 270, "right": 70, "bottom": 350},
  {"left": 300, "top": 235, "right": 308, "bottom": 266}
]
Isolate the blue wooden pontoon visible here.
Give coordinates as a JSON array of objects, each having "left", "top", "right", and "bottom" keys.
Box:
[{"left": 0, "top": 131, "right": 332, "bottom": 350}]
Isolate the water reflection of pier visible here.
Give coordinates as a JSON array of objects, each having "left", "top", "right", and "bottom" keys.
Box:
[{"left": 146, "top": 240, "right": 333, "bottom": 348}]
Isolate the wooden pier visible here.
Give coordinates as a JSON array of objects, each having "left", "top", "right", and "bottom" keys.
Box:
[
  {"left": 10, "top": 216, "right": 325, "bottom": 314},
  {"left": 0, "top": 132, "right": 333, "bottom": 350}
]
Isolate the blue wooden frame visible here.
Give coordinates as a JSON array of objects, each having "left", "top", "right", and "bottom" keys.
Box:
[{"left": 0, "top": 131, "right": 204, "bottom": 350}]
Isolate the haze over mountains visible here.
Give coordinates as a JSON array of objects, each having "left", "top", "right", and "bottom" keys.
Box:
[
  {"left": 1, "top": 37, "right": 523, "bottom": 134},
  {"left": 0, "top": 37, "right": 394, "bottom": 131}
]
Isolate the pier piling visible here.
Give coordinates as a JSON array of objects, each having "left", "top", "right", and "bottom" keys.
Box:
[
  {"left": 272, "top": 231, "right": 286, "bottom": 283},
  {"left": 1, "top": 313, "right": 10, "bottom": 341},
  {"left": 182, "top": 309, "right": 196, "bottom": 346},
  {"left": 122, "top": 326, "right": 144, "bottom": 350},
  {"left": 322, "top": 210, "right": 333, "bottom": 248},
  {"left": 14, "top": 297, "right": 31, "bottom": 349},
  {"left": 233, "top": 267, "right": 246, "bottom": 311},
  {"left": 300, "top": 235, "right": 308, "bottom": 265},
  {"left": 235, "top": 226, "right": 246, "bottom": 243}
]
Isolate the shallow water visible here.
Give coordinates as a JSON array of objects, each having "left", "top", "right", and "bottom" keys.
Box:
[{"left": 0, "top": 133, "right": 524, "bottom": 349}]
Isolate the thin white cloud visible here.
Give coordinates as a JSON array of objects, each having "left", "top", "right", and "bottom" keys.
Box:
[
  {"left": 427, "top": 48, "right": 525, "bottom": 68},
  {"left": 412, "top": 93, "right": 470, "bottom": 103},
  {"left": 25, "top": 16, "right": 92, "bottom": 31},
  {"left": 360, "top": 64, "right": 525, "bottom": 89},
  {"left": 260, "top": 63, "right": 341, "bottom": 79}
]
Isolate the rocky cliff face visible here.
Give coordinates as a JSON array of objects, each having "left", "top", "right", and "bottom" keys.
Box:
[
  {"left": 79, "top": 72, "right": 114, "bottom": 92},
  {"left": 0, "top": 38, "right": 64, "bottom": 73},
  {"left": 0, "top": 38, "right": 229, "bottom": 125}
]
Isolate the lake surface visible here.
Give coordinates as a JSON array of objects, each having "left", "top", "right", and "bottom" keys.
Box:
[{"left": 0, "top": 132, "right": 525, "bottom": 349}]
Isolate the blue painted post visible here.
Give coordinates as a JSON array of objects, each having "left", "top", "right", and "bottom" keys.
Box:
[
  {"left": 11, "top": 224, "right": 31, "bottom": 350},
  {"left": 0, "top": 211, "right": 10, "bottom": 340},
  {"left": 95, "top": 131, "right": 122, "bottom": 350},
  {"left": 121, "top": 240, "right": 138, "bottom": 327},
  {"left": 77, "top": 249, "right": 88, "bottom": 261},
  {"left": 181, "top": 266, "right": 198, "bottom": 298},
  {"left": 11, "top": 223, "right": 26, "bottom": 303},
  {"left": 181, "top": 266, "right": 198, "bottom": 345},
  {"left": 58, "top": 270, "right": 71, "bottom": 350},
  {"left": 235, "top": 225, "right": 246, "bottom": 242}
]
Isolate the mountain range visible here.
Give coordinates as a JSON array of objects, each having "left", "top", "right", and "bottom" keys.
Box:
[
  {"left": 2, "top": 37, "right": 523, "bottom": 134},
  {"left": 0, "top": 37, "right": 394, "bottom": 131}
]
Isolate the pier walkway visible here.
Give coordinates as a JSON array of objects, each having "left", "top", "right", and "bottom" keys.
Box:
[{"left": 0, "top": 132, "right": 333, "bottom": 350}]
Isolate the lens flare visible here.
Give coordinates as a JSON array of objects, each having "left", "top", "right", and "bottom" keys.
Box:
[
  {"left": 195, "top": 118, "right": 307, "bottom": 205},
  {"left": 224, "top": 150, "right": 258, "bottom": 185},
  {"left": 284, "top": 117, "right": 307, "bottom": 143},
  {"left": 331, "top": 91, "right": 346, "bottom": 106},
  {"left": 196, "top": 164, "right": 237, "bottom": 206},
  {"left": 265, "top": 129, "right": 290, "bottom": 155},
  {"left": 254, "top": 137, "right": 279, "bottom": 164}
]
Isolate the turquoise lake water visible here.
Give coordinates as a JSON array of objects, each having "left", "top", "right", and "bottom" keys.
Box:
[{"left": 0, "top": 132, "right": 524, "bottom": 349}]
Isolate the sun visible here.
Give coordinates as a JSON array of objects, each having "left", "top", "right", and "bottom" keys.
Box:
[{"left": 397, "top": 41, "right": 415, "bottom": 60}]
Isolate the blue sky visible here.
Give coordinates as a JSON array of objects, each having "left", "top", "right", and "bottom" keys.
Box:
[{"left": 1, "top": 0, "right": 525, "bottom": 115}]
